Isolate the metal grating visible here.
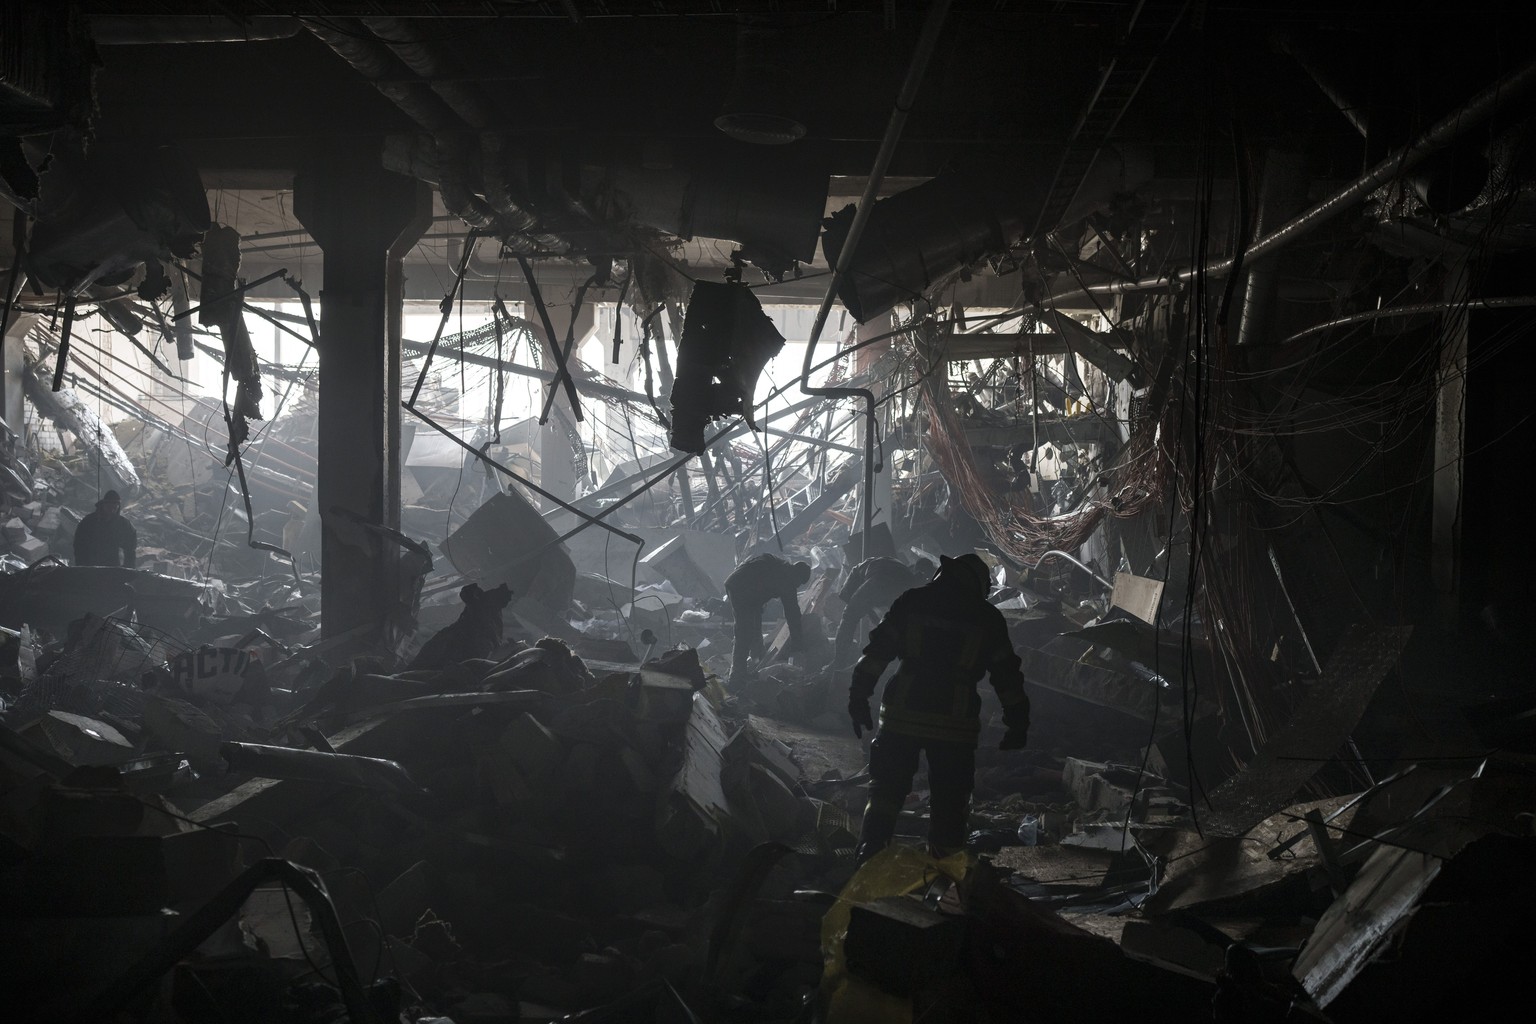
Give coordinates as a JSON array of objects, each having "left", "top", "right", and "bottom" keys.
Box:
[{"left": 9, "top": 615, "right": 186, "bottom": 723}]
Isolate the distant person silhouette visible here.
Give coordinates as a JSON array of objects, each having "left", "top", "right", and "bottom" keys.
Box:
[{"left": 72, "top": 490, "right": 136, "bottom": 567}]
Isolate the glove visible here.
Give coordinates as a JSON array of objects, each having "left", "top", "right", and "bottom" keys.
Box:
[{"left": 849, "top": 698, "right": 875, "bottom": 739}]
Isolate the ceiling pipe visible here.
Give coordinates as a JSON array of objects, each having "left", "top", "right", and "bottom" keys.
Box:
[
  {"left": 1277, "top": 295, "right": 1536, "bottom": 347},
  {"left": 303, "top": 18, "right": 459, "bottom": 134},
  {"left": 304, "top": 18, "right": 557, "bottom": 255},
  {"left": 481, "top": 134, "right": 566, "bottom": 253},
  {"left": 355, "top": 17, "right": 533, "bottom": 239},
  {"left": 434, "top": 131, "right": 504, "bottom": 234},
  {"left": 1272, "top": 32, "right": 1369, "bottom": 139},
  {"left": 359, "top": 16, "right": 497, "bottom": 130},
  {"left": 1046, "top": 55, "right": 1536, "bottom": 307},
  {"left": 90, "top": 16, "right": 302, "bottom": 45},
  {"left": 359, "top": 20, "right": 588, "bottom": 256},
  {"left": 1235, "top": 147, "right": 1308, "bottom": 348},
  {"left": 800, "top": 0, "right": 953, "bottom": 557}
]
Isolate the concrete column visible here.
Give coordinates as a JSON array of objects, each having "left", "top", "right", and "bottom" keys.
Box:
[
  {"left": 2, "top": 209, "right": 26, "bottom": 439},
  {"left": 294, "top": 145, "right": 431, "bottom": 639},
  {"left": 1, "top": 313, "right": 31, "bottom": 439},
  {"left": 537, "top": 300, "right": 595, "bottom": 506}
]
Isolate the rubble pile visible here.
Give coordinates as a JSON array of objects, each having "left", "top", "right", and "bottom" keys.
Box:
[
  {"left": 1, "top": 181, "right": 1531, "bottom": 1024},
  {"left": 0, "top": 604, "right": 873, "bottom": 1020},
  {"left": 0, "top": 541, "right": 1528, "bottom": 1024}
]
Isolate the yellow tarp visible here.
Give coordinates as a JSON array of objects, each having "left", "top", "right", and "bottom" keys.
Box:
[{"left": 818, "top": 845, "right": 972, "bottom": 1024}]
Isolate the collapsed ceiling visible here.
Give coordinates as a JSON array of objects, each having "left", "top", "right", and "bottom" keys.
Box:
[{"left": 2, "top": 3, "right": 1536, "bottom": 1019}]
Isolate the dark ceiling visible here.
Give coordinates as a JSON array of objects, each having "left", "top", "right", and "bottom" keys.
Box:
[
  {"left": 82, "top": 1, "right": 1532, "bottom": 180},
  {"left": 5, "top": 1, "right": 1534, "bottom": 307}
]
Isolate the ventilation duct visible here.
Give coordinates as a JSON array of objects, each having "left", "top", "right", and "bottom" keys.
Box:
[
  {"left": 823, "top": 148, "right": 1146, "bottom": 322},
  {"left": 821, "top": 170, "right": 1032, "bottom": 324},
  {"left": 715, "top": 16, "right": 807, "bottom": 145},
  {"left": 605, "top": 152, "right": 828, "bottom": 278},
  {"left": 668, "top": 281, "right": 785, "bottom": 454},
  {"left": 24, "top": 136, "right": 209, "bottom": 293},
  {"left": 434, "top": 132, "right": 500, "bottom": 233}
]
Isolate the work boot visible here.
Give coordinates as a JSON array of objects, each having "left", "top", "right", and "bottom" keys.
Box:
[{"left": 853, "top": 807, "right": 898, "bottom": 866}]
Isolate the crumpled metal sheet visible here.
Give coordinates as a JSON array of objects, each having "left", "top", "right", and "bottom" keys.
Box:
[
  {"left": 219, "top": 741, "right": 427, "bottom": 796},
  {"left": 1200, "top": 624, "right": 1413, "bottom": 838}
]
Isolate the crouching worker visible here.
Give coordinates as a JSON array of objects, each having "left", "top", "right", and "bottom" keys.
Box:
[
  {"left": 847, "top": 553, "right": 1030, "bottom": 864},
  {"left": 725, "top": 553, "right": 811, "bottom": 684},
  {"left": 831, "top": 555, "right": 937, "bottom": 669}
]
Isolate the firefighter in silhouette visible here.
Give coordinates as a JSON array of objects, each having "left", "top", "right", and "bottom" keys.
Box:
[
  {"left": 725, "top": 553, "right": 811, "bottom": 683},
  {"left": 848, "top": 553, "right": 1030, "bottom": 863},
  {"left": 830, "top": 555, "right": 937, "bottom": 668}
]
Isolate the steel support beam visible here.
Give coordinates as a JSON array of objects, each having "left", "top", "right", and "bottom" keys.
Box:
[
  {"left": 1235, "top": 147, "right": 1308, "bottom": 348},
  {"left": 295, "top": 145, "right": 431, "bottom": 640},
  {"left": 537, "top": 300, "right": 594, "bottom": 508},
  {"left": 854, "top": 322, "right": 894, "bottom": 541},
  {"left": 1432, "top": 279, "right": 1469, "bottom": 619}
]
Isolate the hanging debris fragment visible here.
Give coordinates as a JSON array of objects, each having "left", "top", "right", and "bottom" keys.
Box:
[
  {"left": 195, "top": 224, "right": 263, "bottom": 462},
  {"left": 667, "top": 280, "right": 784, "bottom": 454}
]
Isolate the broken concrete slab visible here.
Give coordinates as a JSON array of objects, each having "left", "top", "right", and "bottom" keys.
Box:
[
  {"left": 219, "top": 741, "right": 428, "bottom": 796},
  {"left": 11, "top": 535, "right": 49, "bottom": 564},
  {"left": 1119, "top": 916, "right": 1230, "bottom": 982},
  {"left": 442, "top": 489, "right": 576, "bottom": 626},
  {"left": 640, "top": 534, "right": 721, "bottom": 600},
  {"left": 1062, "top": 757, "right": 1130, "bottom": 815},
  {"left": 26, "top": 711, "right": 134, "bottom": 766},
  {"left": 143, "top": 694, "right": 225, "bottom": 773},
  {"left": 723, "top": 722, "right": 801, "bottom": 793},
  {"left": 655, "top": 693, "right": 732, "bottom": 860},
  {"left": 632, "top": 649, "right": 707, "bottom": 722},
  {"left": 1141, "top": 794, "right": 1361, "bottom": 916}
]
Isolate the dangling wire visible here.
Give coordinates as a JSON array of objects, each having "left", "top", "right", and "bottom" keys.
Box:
[{"left": 637, "top": 304, "right": 669, "bottom": 428}]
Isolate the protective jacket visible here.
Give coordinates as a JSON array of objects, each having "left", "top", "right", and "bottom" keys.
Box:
[
  {"left": 72, "top": 512, "right": 136, "bottom": 568},
  {"left": 850, "top": 572, "right": 1028, "bottom": 744},
  {"left": 838, "top": 556, "right": 918, "bottom": 606},
  {"left": 725, "top": 554, "right": 806, "bottom": 640},
  {"left": 834, "top": 556, "right": 926, "bottom": 661}
]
